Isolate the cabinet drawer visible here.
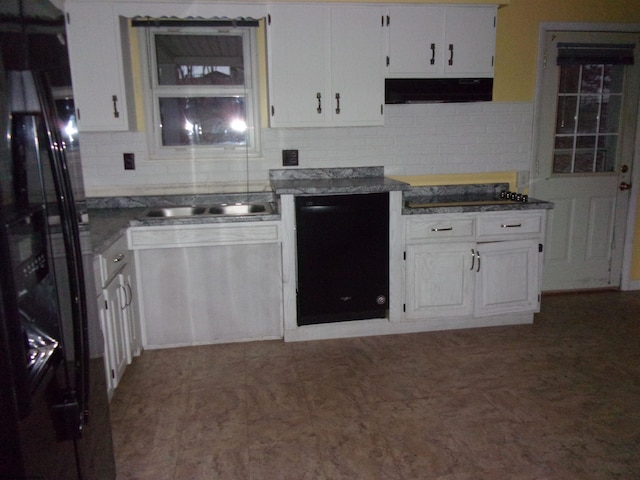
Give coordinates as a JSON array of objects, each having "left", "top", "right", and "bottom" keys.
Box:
[
  {"left": 406, "top": 215, "right": 475, "bottom": 242},
  {"left": 476, "top": 212, "right": 543, "bottom": 240},
  {"left": 98, "top": 234, "right": 129, "bottom": 287},
  {"left": 128, "top": 222, "right": 281, "bottom": 250}
]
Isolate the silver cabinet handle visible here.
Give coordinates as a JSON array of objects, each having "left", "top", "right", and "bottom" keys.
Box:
[
  {"left": 316, "top": 92, "right": 322, "bottom": 114},
  {"left": 120, "top": 284, "right": 128, "bottom": 311},
  {"left": 470, "top": 249, "right": 481, "bottom": 272},
  {"left": 113, "top": 253, "right": 125, "bottom": 263},
  {"left": 501, "top": 223, "right": 522, "bottom": 228},
  {"left": 126, "top": 283, "right": 133, "bottom": 307},
  {"left": 431, "top": 227, "right": 453, "bottom": 232}
]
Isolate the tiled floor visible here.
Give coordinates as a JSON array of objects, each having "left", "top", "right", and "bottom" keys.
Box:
[{"left": 110, "top": 291, "right": 640, "bottom": 479}]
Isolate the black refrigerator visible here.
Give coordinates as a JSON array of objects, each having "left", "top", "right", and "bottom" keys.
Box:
[{"left": 0, "top": 8, "right": 116, "bottom": 479}]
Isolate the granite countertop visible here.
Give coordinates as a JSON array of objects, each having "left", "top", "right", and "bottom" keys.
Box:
[
  {"left": 269, "top": 166, "right": 410, "bottom": 195},
  {"left": 88, "top": 208, "right": 145, "bottom": 254},
  {"left": 87, "top": 192, "right": 280, "bottom": 254},
  {"left": 402, "top": 184, "right": 554, "bottom": 215}
]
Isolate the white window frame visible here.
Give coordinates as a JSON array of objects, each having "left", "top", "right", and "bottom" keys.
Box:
[{"left": 140, "top": 26, "right": 261, "bottom": 161}]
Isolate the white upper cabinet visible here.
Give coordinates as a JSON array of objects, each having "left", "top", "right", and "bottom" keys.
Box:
[
  {"left": 65, "top": 1, "right": 133, "bottom": 131},
  {"left": 267, "top": 4, "right": 385, "bottom": 127},
  {"left": 386, "top": 5, "right": 497, "bottom": 78}
]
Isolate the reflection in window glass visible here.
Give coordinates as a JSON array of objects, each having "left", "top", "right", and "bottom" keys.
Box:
[
  {"left": 154, "top": 34, "right": 245, "bottom": 86},
  {"left": 553, "top": 64, "right": 624, "bottom": 174},
  {"left": 159, "top": 97, "right": 246, "bottom": 147}
]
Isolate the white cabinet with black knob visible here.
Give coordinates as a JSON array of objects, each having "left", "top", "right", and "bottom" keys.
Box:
[
  {"left": 386, "top": 5, "right": 497, "bottom": 78},
  {"left": 267, "top": 4, "right": 385, "bottom": 127},
  {"left": 65, "top": 1, "right": 134, "bottom": 131}
]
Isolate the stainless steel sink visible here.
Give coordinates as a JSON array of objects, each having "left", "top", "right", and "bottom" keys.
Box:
[
  {"left": 143, "top": 202, "right": 276, "bottom": 218},
  {"left": 208, "top": 202, "right": 274, "bottom": 215},
  {"left": 145, "top": 206, "right": 207, "bottom": 217}
]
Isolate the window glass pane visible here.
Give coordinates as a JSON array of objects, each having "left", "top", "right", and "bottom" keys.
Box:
[
  {"left": 555, "top": 96, "right": 577, "bottom": 134},
  {"left": 558, "top": 65, "right": 580, "bottom": 93},
  {"left": 599, "top": 95, "right": 622, "bottom": 134},
  {"left": 159, "top": 97, "right": 246, "bottom": 147},
  {"left": 580, "top": 65, "right": 603, "bottom": 93},
  {"left": 577, "top": 96, "right": 599, "bottom": 133},
  {"left": 596, "top": 136, "right": 617, "bottom": 172},
  {"left": 574, "top": 152, "right": 594, "bottom": 172},
  {"left": 602, "top": 65, "right": 625, "bottom": 94},
  {"left": 554, "top": 136, "right": 573, "bottom": 149},
  {"left": 575, "top": 135, "right": 596, "bottom": 149},
  {"left": 155, "top": 34, "right": 245, "bottom": 86},
  {"left": 553, "top": 153, "right": 572, "bottom": 173}
]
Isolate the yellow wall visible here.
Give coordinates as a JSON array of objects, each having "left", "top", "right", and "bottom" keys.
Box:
[{"left": 493, "top": 0, "right": 640, "bottom": 102}]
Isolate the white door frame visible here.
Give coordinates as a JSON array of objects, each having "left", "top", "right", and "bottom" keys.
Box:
[{"left": 531, "top": 22, "right": 640, "bottom": 291}]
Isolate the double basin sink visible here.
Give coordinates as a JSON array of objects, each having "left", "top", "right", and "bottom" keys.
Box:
[{"left": 144, "top": 202, "right": 276, "bottom": 218}]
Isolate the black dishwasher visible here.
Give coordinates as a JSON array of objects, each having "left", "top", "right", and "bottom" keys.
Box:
[{"left": 295, "top": 192, "right": 389, "bottom": 326}]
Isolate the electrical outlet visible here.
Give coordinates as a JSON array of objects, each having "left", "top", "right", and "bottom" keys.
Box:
[
  {"left": 123, "top": 153, "right": 135, "bottom": 170},
  {"left": 517, "top": 170, "right": 529, "bottom": 189},
  {"left": 282, "top": 149, "right": 299, "bottom": 167}
]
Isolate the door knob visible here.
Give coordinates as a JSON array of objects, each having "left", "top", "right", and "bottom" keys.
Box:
[{"left": 619, "top": 182, "right": 631, "bottom": 191}]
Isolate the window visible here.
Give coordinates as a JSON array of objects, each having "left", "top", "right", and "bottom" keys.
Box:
[
  {"left": 141, "top": 25, "right": 260, "bottom": 157},
  {"left": 551, "top": 42, "right": 634, "bottom": 174},
  {"left": 553, "top": 64, "right": 624, "bottom": 173}
]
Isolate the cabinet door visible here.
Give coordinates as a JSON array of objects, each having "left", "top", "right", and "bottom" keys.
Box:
[
  {"left": 120, "top": 266, "right": 140, "bottom": 359},
  {"left": 387, "top": 5, "right": 445, "bottom": 77},
  {"left": 65, "top": 1, "right": 130, "bottom": 131},
  {"left": 102, "top": 283, "right": 128, "bottom": 389},
  {"left": 267, "top": 5, "right": 329, "bottom": 127},
  {"left": 137, "top": 243, "right": 283, "bottom": 347},
  {"left": 405, "top": 242, "right": 474, "bottom": 319},
  {"left": 329, "top": 6, "right": 385, "bottom": 126},
  {"left": 97, "top": 293, "right": 113, "bottom": 399},
  {"left": 444, "top": 6, "right": 496, "bottom": 77},
  {"left": 475, "top": 239, "right": 540, "bottom": 317},
  {"left": 267, "top": 4, "right": 384, "bottom": 127}
]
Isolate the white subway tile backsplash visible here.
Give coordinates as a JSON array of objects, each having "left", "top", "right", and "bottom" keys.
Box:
[{"left": 79, "top": 102, "right": 534, "bottom": 196}]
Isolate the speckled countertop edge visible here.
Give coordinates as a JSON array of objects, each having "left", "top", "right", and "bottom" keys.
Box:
[
  {"left": 269, "top": 166, "right": 410, "bottom": 195},
  {"left": 402, "top": 183, "right": 554, "bottom": 214},
  {"left": 87, "top": 192, "right": 280, "bottom": 254}
]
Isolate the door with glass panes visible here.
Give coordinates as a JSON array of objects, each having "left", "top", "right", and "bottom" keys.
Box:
[{"left": 531, "top": 31, "right": 640, "bottom": 291}]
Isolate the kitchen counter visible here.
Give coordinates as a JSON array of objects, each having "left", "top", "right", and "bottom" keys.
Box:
[
  {"left": 402, "top": 183, "right": 553, "bottom": 214},
  {"left": 87, "top": 192, "right": 280, "bottom": 253},
  {"left": 88, "top": 207, "right": 145, "bottom": 254},
  {"left": 270, "top": 166, "right": 410, "bottom": 195}
]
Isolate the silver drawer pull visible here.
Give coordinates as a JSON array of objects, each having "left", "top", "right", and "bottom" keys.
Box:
[
  {"left": 431, "top": 227, "right": 453, "bottom": 232},
  {"left": 501, "top": 223, "right": 522, "bottom": 228},
  {"left": 113, "top": 253, "right": 125, "bottom": 263}
]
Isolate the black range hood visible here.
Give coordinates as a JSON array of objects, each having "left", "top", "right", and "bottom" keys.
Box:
[{"left": 385, "top": 78, "right": 493, "bottom": 104}]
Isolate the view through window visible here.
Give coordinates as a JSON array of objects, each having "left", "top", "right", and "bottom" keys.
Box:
[{"left": 553, "top": 64, "right": 624, "bottom": 173}]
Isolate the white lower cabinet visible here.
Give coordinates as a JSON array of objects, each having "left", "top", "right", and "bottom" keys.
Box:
[
  {"left": 129, "top": 222, "right": 283, "bottom": 348},
  {"left": 404, "top": 211, "right": 544, "bottom": 323},
  {"left": 94, "top": 235, "right": 140, "bottom": 398},
  {"left": 94, "top": 233, "right": 138, "bottom": 398}
]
